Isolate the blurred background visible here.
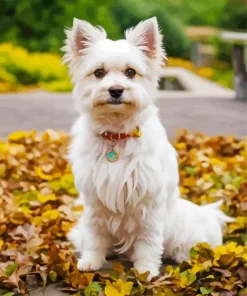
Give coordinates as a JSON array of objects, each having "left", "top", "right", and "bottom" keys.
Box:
[
  {"left": 1, "top": 3, "right": 247, "bottom": 296},
  {"left": 0, "top": 0, "right": 246, "bottom": 92},
  {"left": 0, "top": 0, "right": 246, "bottom": 137}
]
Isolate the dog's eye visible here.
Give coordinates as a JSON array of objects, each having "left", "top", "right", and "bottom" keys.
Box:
[
  {"left": 125, "top": 68, "right": 136, "bottom": 79},
  {"left": 94, "top": 68, "right": 105, "bottom": 79}
]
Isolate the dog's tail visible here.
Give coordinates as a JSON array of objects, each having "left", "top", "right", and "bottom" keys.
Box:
[{"left": 203, "top": 200, "right": 235, "bottom": 226}]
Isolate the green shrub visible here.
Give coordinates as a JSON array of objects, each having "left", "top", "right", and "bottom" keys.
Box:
[
  {"left": 0, "top": 0, "right": 120, "bottom": 53},
  {"left": 110, "top": 0, "right": 190, "bottom": 58},
  {"left": 212, "top": 69, "right": 234, "bottom": 89},
  {"left": 216, "top": 0, "right": 247, "bottom": 62}
]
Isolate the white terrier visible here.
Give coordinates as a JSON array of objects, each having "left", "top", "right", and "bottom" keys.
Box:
[{"left": 62, "top": 17, "right": 233, "bottom": 280}]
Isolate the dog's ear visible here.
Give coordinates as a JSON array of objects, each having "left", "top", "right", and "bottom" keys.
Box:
[
  {"left": 62, "top": 18, "right": 106, "bottom": 64},
  {"left": 72, "top": 18, "right": 106, "bottom": 52},
  {"left": 125, "top": 17, "right": 164, "bottom": 59}
]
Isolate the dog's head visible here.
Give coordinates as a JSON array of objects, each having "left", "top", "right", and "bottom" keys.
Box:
[{"left": 62, "top": 17, "right": 165, "bottom": 124}]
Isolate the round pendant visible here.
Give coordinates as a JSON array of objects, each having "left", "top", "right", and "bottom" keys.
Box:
[{"left": 107, "top": 150, "right": 119, "bottom": 162}]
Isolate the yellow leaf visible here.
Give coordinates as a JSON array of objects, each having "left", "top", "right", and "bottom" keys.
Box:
[
  {"left": 0, "top": 163, "right": 6, "bottom": 177},
  {"left": 0, "top": 239, "right": 3, "bottom": 249},
  {"left": 105, "top": 279, "right": 133, "bottom": 296},
  {"left": 174, "top": 142, "right": 186, "bottom": 150},
  {"left": 191, "top": 263, "right": 203, "bottom": 275},
  {"left": 35, "top": 167, "right": 53, "bottom": 181},
  {"left": 129, "top": 127, "right": 142, "bottom": 137},
  {"left": 0, "top": 225, "right": 6, "bottom": 235},
  {"left": 63, "top": 262, "right": 70, "bottom": 272},
  {"left": 72, "top": 205, "right": 84, "bottom": 212},
  {"left": 183, "top": 176, "right": 196, "bottom": 187},
  {"left": 61, "top": 221, "right": 73, "bottom": 233},
  {"left": 8, "top": 129, "right": 36, "bottom": 142},
  {"left": 21, "top": 206, "right": 33, "bottom": 214},
  {"left": 32, "top": 216, "right": 43, "bottom": 225},
  {"left": 84, "top": 272, "right": 94, "bottom": 284},
  {"left": 179, "top": 186, "right": 189, "bottom": 195},
  {"left": 42, "top": 209, "right": 59, "bottom": 220},
  {"left": 112, "top": 262, "right": 124, "bottom": 273},
  {"left": 38, "top": 193, "right": 56, "bottom": 204},
  {"left": 35, "top": 167, "right": 61, "bottom": 181},
  {"left": 242, "top": 253, "right": 247, "bottom": 261},
  {"left": 8, "top": 131, "right": 29, "bottom": 141}
]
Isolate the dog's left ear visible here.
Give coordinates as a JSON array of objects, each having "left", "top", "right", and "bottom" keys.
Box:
[{"left": 125, "top": 17, "right": 164, "bottom": 59}]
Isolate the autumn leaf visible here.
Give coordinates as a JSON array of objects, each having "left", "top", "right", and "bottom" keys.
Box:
[
  {"left": 5, "top": 264, "right": 18, "bottom": 278},
  {"left": 38, "top": 193, "right": 57, "bottom": 204},
  {"left": 0, "top": 130, "right": 246, "bottom": 295},
  {"left": 0, "top": 291, "right": 15, "bottom": 296},
  {"left": 84, "top": 282, "right": 102, "bottom": 296},
  {"left": 112, "top": 262, "right": 124, "bottom": 274},
  {"left": 200, "top": 286, "right": 211, "bottom": 294},
  {"left": 41, "top": 209, "right": 59, "bottom": 220},
  {"left": 105, "top": 279, "right": 133, "bottom": 296},
  {"left": 49, "top": 270, "right": 57, "bottom": 282}
]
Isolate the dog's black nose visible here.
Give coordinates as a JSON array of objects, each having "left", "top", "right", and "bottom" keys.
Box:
[{"left": 108, "top": 86, "right": 124, "bottom": 98}]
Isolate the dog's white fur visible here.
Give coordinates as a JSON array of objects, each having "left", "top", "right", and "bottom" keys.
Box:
[{"left": 62, "top": 17, "right": 234, "bottom": 279}]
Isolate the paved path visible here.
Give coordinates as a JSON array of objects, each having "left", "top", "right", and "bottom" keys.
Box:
[{"left": 0, "top": 91, "right": 246, "bottom": 139}]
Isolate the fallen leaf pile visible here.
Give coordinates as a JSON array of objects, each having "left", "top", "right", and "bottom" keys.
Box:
[{"left": 0, "top": 130, "right": 246, "bottom": 296}]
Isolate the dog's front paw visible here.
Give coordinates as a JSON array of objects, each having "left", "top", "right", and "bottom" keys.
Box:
[
  {"left": 77, "top": 251, "right": 105, "bottom": 271},
  {"left": 134, "top": 262, "right": 160, "bottom": 281}
]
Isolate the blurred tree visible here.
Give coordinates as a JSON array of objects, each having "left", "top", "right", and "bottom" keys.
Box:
[
  {"left": 2, "top": 0, "right": 243, "bottom": 61},
  {"left": 177, "top": 0, "right": 227, "bottom": 27},
  {"left": 0, "top": 0, "right": 120, "bottom": 52},
  {"left": 216, "top": 0, "right": 247, "bottom": 63},
  {"left": 110, "top": 0, "right": 190, "bottom": 58},
  {"left": 219, "top": 0, "right": 247, "bottom": 31}
]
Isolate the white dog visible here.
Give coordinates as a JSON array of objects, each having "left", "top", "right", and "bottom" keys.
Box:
[{"left": 62, "top": 17, "right": 233, "bottom": 280}]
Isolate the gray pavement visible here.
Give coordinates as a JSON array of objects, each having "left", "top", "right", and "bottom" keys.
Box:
[{"left": 0, "top": 91, "right": 246, "bottom": 139}]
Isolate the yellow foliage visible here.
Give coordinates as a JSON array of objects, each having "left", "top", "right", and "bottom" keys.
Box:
[
  {"left": 40, "top": 80, "right": 72, "bottom": 92},
  {"left": 0, "top": 42, "right": 72, "bottom": 92},
  {"left": 105, "top": 279, "right": 133, "bottom": 296},
  {"left": 8, "top": 129, "right": 37, "bottom": 142},
  {"left": 0, "top": 239, "right": 3, "bottom": 249},
  {"left": 38, "top": 194, "right": 57, "bottom": 204},
  {"left": 42, "top": 209, "right": 59, "bottom": 220},
  {"left": 167, "top": 57, "right": 215, "bottom": 79},
  {"left": 0, "top": 129, "right": 246, "bottom": 295}
]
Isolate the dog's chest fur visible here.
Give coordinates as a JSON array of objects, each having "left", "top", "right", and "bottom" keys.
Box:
[{"left": 69, "top": 115, "right": 179, "bottom": 249}]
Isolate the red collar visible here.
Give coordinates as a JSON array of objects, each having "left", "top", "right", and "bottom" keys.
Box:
[{"left": 101, "top": 126, "right": 142, "bottom": 141}]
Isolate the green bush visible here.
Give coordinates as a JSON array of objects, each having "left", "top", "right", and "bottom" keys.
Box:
[
  {"left": 0, "top": 0, "right": 120, "bottom": 52},
  {"left": 219, "top": 0, "right": 247, "bottom": 31},
  {"left": 212, "top": 69, "right": 234, "bottom": 89},
  {"left": 0, "top": 0, "right": 191, "bottom": 57},
  {"left": 110, "top": 0, "right": 190, "bottom": 58},
  {"left": 216, "top": 0, "right": 247, "bottom": 63}
]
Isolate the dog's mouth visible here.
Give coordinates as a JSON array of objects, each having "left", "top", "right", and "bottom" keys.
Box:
[
  {"left": 107, "top": 99, "right": 123, "bottom": 105},
  {"left": 93, "top": 98, "right": 137, "bottom": 109}
]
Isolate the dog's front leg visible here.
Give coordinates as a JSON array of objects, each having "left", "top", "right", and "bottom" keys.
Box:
[
  {"left": 131, "top": 210, "right": 164, "bottom": 280},
  {"left": 76, "top": 207, "right": 111, "bottom": 272}
]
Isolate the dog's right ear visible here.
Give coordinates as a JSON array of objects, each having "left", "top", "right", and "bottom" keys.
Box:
[{"left": 62, "top": 18, "right": 106, "bottom": 64}]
